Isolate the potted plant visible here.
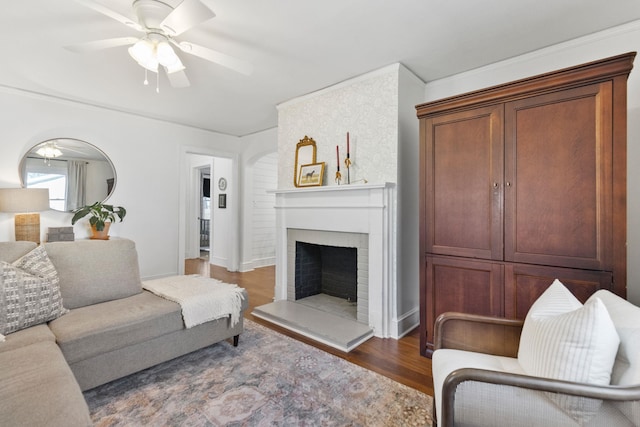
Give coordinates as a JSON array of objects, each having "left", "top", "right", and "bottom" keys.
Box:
[{"left": 71, "top": 201, "right": 126, "bottom": 240}]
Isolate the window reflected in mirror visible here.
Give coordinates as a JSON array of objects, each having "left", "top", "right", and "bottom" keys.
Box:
[{"left": 20, "top": 139, "right": 117, "bottom": 212}]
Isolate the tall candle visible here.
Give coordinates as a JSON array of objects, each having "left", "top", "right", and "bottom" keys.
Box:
[
  {"left": 336, "top": 145, "right": 340, "bottom": 171},
  {"left": 347, "top": 132, "right": 350, "bottom": 157}
]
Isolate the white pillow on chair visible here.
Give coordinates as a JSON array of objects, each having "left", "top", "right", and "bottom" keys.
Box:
[
  {"left": 518, "top": 279, "right": 619, "bottom": 385},
  {"left": 587, "top": 289, "right": 640, "bottom": 386},
  {"left": 517, "top": 279, "right": 620, "bottom": 422}
]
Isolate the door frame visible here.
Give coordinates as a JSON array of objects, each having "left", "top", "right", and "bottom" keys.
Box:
[{"left": 178, "top": 145, "right": 240, "bottom": 274}]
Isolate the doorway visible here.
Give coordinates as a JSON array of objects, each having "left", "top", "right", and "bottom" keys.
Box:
[
  {"left": 199, "top": 167, "right": 211, "bottom": 260},
  {"left": 179, "top": 147, "right": 239, "bottom": 275}
]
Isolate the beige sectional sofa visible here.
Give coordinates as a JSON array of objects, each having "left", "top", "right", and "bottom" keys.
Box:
[{"left": 0, "top": 239, "right": 248, "bottom": 426}]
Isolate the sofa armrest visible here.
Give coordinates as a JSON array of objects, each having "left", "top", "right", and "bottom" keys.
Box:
[
  {"left": 440, "top": 368, "right": 640, "bottom": 427},
  {"left": 434, "top": 312, "right": 523, "bottom": 357}
]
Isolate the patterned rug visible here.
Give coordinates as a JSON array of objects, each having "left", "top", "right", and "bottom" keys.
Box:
[{"left": 84, "top": 319, "right": 433, "bottom": 426}]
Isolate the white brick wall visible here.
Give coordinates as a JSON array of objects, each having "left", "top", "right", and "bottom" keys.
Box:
[{"left": 251, "top": 153, "right": 278, "bottom": 267}]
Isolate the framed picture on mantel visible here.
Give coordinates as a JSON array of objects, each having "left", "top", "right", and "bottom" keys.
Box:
[{"left": 298, "top": 162, "right": 325, "bottom": 187}]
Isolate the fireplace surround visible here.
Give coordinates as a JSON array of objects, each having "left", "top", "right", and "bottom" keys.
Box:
[{"left": 271, "top": 183, "right": 396, "bottom": 338}]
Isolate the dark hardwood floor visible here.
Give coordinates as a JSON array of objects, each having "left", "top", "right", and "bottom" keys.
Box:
[{"left": 185, "top": 258, "right": 434, "bottom": 396}]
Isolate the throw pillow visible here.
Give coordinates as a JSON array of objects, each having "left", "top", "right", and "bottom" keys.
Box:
[
  {"left": 587, "top": 290, "right": 640, "bottom": 386},
  {"left": 0, "top": 246, "right": 68, "bottom": 335},
  {"left": 13, "top": 245, "right": 61, "bottom": 289},
  {"left": 517, "top": 279, "right": 620, "bottom": 422}
]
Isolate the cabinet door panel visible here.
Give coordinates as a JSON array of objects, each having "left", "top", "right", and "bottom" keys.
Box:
[
  {"left": 504, "top": 263, "right": 613, "bottom": 320},
  {"left": 504, "top": 83, "right": 612, "bottom": 270},
  {"left": 423, "top": 255, "right": 503, "bottom": 355},
  {"left": 423, "top": 105, "right": 503, "bottom": 260}
]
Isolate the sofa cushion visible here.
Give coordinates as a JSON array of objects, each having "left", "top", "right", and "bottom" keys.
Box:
[
  {"left": 44, "top": 239, "right": 143, "bottom": 309},
  {"left": 0, "top": 242, "right": 37, "bottom": 263},
  {"left": 49, "top": 290, "right": 184, "bottom": 364},
  {"left": 0, "top": 324, "right": 55, "bottom": 354},
  {"left": 587, "top": 290, "right": 640, "bottom": 386},
  {"left": 0, "top": 340, "right": 91, "bottom": 427},
  {"left": 0, "top": 246, "right": 69, "bottom": 335}
]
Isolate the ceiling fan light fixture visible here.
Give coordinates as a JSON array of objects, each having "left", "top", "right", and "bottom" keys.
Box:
[
  {"left": 128, "top": 39, "right": 154, "bottom": 63},
  {"left": 156, "top": 41, "right": 181, "bottom": 68},
  {"left": 128, "top": 40, "right": 159, "bottom": 72}
]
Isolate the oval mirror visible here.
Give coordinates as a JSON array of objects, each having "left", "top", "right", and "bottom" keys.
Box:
[
  {"left": 19, "top": 138, "right": 116, "bottom": 212},
  {"left": 294, "top": 135, "right": 317, "bottom": 187}
]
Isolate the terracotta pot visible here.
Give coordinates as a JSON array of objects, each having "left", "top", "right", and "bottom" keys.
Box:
[{"left": 90, "top": 222, "right": 111, "bottom": 240}]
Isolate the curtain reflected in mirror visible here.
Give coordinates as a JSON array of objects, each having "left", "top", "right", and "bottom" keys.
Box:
[{"left": 19, "top": 139, "right": 116, "bottom": 212}]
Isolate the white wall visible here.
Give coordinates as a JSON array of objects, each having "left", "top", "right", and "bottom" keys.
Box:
[
  {"left": 210, "top": 157, "right": 233, "bottom": 268},
  {"left": 0, "top": 87, "right": 241, "bottom": 280},
  {"left": 250, "top": 152, "right": 277, "bottom": 269},
  {"left": 238, "top": 128, "right": 278, "bottom": 272},
  {"left": 423, "top": 20, "right": 640, "bottom": 305},
  {"left": 396, "top": 65, "right": 427, "bottom": 334}
]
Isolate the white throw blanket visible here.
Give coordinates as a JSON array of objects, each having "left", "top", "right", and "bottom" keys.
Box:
[{"left": 143, "top": 275, "right": 245, "bottom": 328}]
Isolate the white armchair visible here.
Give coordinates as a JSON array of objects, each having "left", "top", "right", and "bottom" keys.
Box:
[{"left": 431, "top": 284, "right": 640, "bottom": 426}]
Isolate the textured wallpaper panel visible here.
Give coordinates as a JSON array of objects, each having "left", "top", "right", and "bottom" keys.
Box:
[{"left": 277, "top": 69, "right": 400, "bottom": 189}]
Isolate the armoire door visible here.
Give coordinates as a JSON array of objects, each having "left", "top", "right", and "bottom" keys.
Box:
[
  {"left": 503, "top": 82, "right": 613, "bottom": 271},
  {"left": 423, "top": 255, "right": 504, "bottom": 354},
  {"left": 504, "top": 263, "right": 613, "bottom": 320},
  {"left": 422, "top": 104, "right": 504, "bottom": 260}
]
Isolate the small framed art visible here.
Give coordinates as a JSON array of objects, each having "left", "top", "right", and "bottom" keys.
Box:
[
  {"left": 218, "top": 193, "right": 227, "bottom": 208},
  {"left": 298, "top": 162, "right": 325, "bottom": 187}
]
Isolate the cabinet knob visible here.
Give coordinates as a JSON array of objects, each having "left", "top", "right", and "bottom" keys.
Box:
[
  {"left": 493, "top": 182, "right": 499, "bottom": 188},
  {"left": 506, "top": 182, "right": 512, "bottom": 187}
]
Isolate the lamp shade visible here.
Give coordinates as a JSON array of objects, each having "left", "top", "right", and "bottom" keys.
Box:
[{"left": 0, "top": 188, "right": 50, "bottom": 213}]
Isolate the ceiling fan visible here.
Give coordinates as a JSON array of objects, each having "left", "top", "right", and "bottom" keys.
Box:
[{"left": 66, "top": 0, "right": 253, "bottom": 89}]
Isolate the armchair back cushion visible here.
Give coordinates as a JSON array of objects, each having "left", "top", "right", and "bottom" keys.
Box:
[{"left": 44, "top": 239, "right": 142, "bottom": 309}]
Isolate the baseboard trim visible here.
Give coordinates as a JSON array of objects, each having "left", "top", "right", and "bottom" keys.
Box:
[{"left": 391, "top": 307, "right": 420, "bottom": 339}]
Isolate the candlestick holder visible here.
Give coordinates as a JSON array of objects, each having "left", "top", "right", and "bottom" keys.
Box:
[
  {"left": 335, "top": 170, "right": 342, "bottom": 185},
  {"left": 344, "top": 156, "right": 351, "bottom": 184}
]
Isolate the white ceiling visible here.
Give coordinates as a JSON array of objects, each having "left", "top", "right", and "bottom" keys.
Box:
[{"left": 3, "top": 1, "right": 640, "bottom": 137}]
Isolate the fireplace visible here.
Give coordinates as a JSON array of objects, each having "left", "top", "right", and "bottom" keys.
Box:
[
  {"left": 289, "top": 229, "right": 368, "bottom": 323},
  {"left": 271, "top": 183, "right": 396, "bottom": 338},
  {"left": 295, "top": 242, "right": 357, "bottom": 301}
]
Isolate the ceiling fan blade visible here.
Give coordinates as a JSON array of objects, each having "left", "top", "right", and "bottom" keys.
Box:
[
  {"left": 166, "top": 69, "right": 191, "bottom": 88},
  {"left": 73, "top": 0, "right": 143, "bottom": 32},
  {"left": 161, "top": 0, "right": 216, "bottom": 36},
  {"left": 177, "top": 42, "right": 253, "bottom": 76},
  {"left": 64, "top": 37, "right": 139, "bottom": 53}
]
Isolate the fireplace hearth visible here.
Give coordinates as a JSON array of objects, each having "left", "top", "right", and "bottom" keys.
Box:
[{"left": 295, "top": 242, "right": 357, "bottom": 302}]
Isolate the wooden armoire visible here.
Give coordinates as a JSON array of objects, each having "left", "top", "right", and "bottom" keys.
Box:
[{"left": 416, "top": 52, "right": 635, "bottom": 357}]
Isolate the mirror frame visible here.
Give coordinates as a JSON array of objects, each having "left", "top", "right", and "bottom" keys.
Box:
[
  {"left": 294, "top": 136, "right": 317, "bottom": 187},
  {"left": 19, "top": 138, "right": 117, "bottom": 212}
]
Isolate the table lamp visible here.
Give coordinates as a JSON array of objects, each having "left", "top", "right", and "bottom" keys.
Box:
[{"left": 0, "top": 188, "right": 50, "bottom": 244}]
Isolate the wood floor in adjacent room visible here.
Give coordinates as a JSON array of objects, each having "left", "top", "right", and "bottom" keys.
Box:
[{"left": 185, "top": 259, "right": 434, "bottom": 396}]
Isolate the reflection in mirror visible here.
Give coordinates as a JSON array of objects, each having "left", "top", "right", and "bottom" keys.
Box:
[
  {"left": 20, "top": 139, "right": 116, "bottom": 212},
  {"left": 294, "top": 136, "right": 317, "bottom": 187}
]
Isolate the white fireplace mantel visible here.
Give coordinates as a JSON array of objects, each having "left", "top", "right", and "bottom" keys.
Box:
[{"left": 270, "top": 183, "right": 396, "bottom": 338}]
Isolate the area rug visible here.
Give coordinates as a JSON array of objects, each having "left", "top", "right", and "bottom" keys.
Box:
[{"left": 84, "top": 319, "right": 433, "bottom": 426}]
